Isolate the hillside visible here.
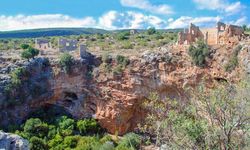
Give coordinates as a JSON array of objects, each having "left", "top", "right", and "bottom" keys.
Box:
[{"left": 0, "top": 28, "right": 110, "bottom": 38}]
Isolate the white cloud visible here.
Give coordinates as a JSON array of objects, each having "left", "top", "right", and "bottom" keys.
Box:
[
  {"left": 98, "top": 11, "right": 167, "bottom": 29},
  {"left": 120, "top": 0, "right": 173, "bottom": 15},
  {"left": 0, "top": 14, "right": 96, "bottom": 31},
  {"left": 167, "top": 16, "right": 221, "bottom": 29},
  {"left": 229, "top": 16, "right": 248, "bottom": 25},
  {"left": 0, "top": 12, "right": 169, "bottom": 31},
  {"left": 193, "top": 0, "right": 244, "bottom": 15}
]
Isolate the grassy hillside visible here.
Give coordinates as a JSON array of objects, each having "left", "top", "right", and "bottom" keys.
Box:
[
  {"left": 0, "top": 28, "right": 110, "bottom": 38},
  {"left": 0, "top": 28, "right": 182, "bottom": 39}
]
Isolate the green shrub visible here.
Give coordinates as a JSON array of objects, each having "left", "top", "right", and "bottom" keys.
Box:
[
  {"left": 112, "top": 65, "right": 124, "bottom": 75},
  {"left": 102, "top": 54, "right": 112, "bottom": 64},
  {"left": 30, "top": 136, "right": 48, "bottom": 150},
  {"left": 188, "top": 40, "right": 209, "bottom": 67},
  {"left": 75, "top": 136, "right": 101, "bottom": 150},
  {"left": 48, "top": 134, "right": 63, "bottom": 148},
  {"left": 97, "top": 142, "right": 115, "bottom": 150},
  {"left": 77, "top": 119, "right": 100, "bottom": 135},
  {"left": 121, "top": 42, "right": 133, "bottom": 49},
  {"left": 21, "top": 47, "right": 39, "bottom": 61},
  {"left": 116, "top": 55, "right": 130, "bottom": 66},
  {"left": 59, "top": 53, "right": 74, "bottom": 73},
  {"left": 10, "top": 67, "right": 28, "bottom": 87},
  {"left": 56, "top": 116, "right": 75, "bottom": 137},
  {"left": 100, "top": 134, "right": 113, "bottom": 144},
  {"left": 117, "top": 32, "right": 130, "bottom": 40},
  {"left": 23, "top": 118, "right": 49, "bottom": 139},
  {"left": 63, "top": 136, "right": 78, "bottom": 148},
  {"left": 117, "top": 133, "right": 141, "bottom": 149},
  {"left": 20, "top": 44, "right": 30, "bottom": 49},
  {"left": 224, "top": 45, "right": 242, "bottom": 72},
  {"left": 147, "top": 27, "right": 156, "bottom": 35}
]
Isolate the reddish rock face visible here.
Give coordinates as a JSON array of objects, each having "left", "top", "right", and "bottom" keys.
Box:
[{"left": 2, "top": 43, "right": 248, "bottom": 135}]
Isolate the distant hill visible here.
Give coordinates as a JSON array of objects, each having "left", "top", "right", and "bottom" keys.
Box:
[
  {"left": 0, "top": 28, "right": 183, "bottom": 39},
  {"left": 0, "top": 28, "right": 110, "bottom": 38}
]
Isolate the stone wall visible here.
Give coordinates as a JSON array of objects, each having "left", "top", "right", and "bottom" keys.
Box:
[{"left": 177, "top": 22, "right": 244, "bottom": 46}]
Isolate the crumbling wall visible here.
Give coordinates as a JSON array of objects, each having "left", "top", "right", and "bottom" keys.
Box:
[
  {"left": 177, "top": 22, "right": 244, "bottom": 46},
  {"left": 177, "top": 23, "right": 203, "bottom": 45}
]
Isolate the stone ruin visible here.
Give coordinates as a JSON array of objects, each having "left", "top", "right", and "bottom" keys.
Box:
[
  {"left": 35, "top": 38, "right": 52, "bottom": 50},
  {"left": 177, "top": 22, "right": 245, "bottom": 45},
  {"left": 58, "top": 38, "right": 78, "bottom": 52},
  {"left": 130, "top": 29, "right": 139, "bottom": 35}
]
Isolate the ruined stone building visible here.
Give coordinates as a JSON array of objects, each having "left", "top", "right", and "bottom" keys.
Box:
[
  {"left": 130, "top": 29, "right": 139, "bottom": 35},
  {"left": 177, "top": 22, "right": 244, "bottom": 45},
  {"left": 58, "top": 38, "right": 78, "bottom": 52},
  {"left": 35, "top": 39, "right": 52, "bottom": 50}
]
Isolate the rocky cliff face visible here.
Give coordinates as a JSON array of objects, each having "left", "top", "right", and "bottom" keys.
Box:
[
  {"left": 0, "top": 42, "right": 249, "bottom": 135},
  {"left": 0, "top": 131, "right": 29, "bottom": 150}
]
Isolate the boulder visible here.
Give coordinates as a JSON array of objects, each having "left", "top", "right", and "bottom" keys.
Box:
[{"left": 0, "top": 131, "right": 29, "bottom": 150}]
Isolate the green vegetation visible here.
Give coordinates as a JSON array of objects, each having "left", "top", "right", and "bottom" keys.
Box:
[
  {"left": 3, "top": 67, "right": 29, "bottom": 107},
  {"left": 139, "top": 81, "right": 250, "bottom": 149},
  {"left": 77, "top": 119, "right": 100, "bottom": 134},
  {"left": 224, "top": 45, "right": 242, "bottom": 72},
  {"left": 188, "top": 40, "right": 209, "bottom": 67},
  {"left": 20, "top": 43, "right": 30, "bottom": 49},
  {"left": 13, "top": 115, "right": 141, "bottom": 150},
  {"left": 21, "top": 47, "right": 39, "bottom": 61},
  {"left": 147, "top": 27, "right": 156, "bottom": 35},
  {"left": 112, "top": 55, "right": 130, "bottom": 75},
  {"left": 59, "top": 53, "right": 74, "bottom": 73},
  {"left": 116, "top": 31, "right": 130, "bottom": 41}
]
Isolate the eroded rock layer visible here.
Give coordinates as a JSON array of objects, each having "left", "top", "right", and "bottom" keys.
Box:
[{"left": 1, "top": 42, "right": 250, "bottom": 135}]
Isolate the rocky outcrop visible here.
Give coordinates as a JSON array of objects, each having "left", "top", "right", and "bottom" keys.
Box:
[
  {"left": 0, "top": 42, "right": 249, "bottom": 135},
  {"left": 0, "top": 131, "right": 29, "bottom": 150}
]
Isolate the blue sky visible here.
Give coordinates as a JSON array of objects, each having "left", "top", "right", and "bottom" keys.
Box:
[{"left": 0, "top": 0, "right": 249, "bottom": 31}]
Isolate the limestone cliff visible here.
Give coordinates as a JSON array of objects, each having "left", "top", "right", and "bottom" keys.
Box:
[{"left": 0, "top": 42, "right": 250, "bottom": 135}]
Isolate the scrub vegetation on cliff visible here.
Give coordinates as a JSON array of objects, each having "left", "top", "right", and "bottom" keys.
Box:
[
  {"left": 13, "top": 115, "right": 141, "bottom": 150},
  {"left": 138, "top": 81, "right": 250, "bottom": 149}
]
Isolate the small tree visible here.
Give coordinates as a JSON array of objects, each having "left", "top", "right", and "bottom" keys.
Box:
[
  {"left": 147, "top": 27, "right": 156, "bottom": 35},
  {"left": 242, "top": 24, "right": 247, "bottom": 31},
  {"left": 20, "top": 44, "right": 30, "bottom": 49},
  {"left": 21, "top": 47, "right": 39, "bottom": 61},
  {"left": 59, "top": 53, "right": 74, "bottom": 73},
  {"left": 188, "top": 40, "right": 209, "bottom": 67}
]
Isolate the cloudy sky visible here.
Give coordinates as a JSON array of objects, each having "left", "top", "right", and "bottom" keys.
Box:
[{"left": 0, "top": 0, "right": 249, "bottom": 31}]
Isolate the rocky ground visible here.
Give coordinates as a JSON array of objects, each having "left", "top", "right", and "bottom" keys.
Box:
[
  {"left": 0, "top": 39, "right": 250, "bottom": 136},
  {"left": 0, "top": 131, "right": 29, "bottom": 150}
]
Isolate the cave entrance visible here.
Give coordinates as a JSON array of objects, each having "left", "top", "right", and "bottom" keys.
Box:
[
  {"left": 27, "top": 104, "right": 73, "bottom": 124},
  {"left": 63, "top": 91, "right": 78, "bottom": 101}
]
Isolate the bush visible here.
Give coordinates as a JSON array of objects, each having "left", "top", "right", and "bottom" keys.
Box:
[
  {"left": 100, "top": 134, "right": 113, "bottom": 144},
  {"left": 77, "top": 119, "right": 100, "bottom": 135},
  {"left": 97, "top": 141, "right": 115, "bottom": 150},
  {"left": 117, "top": 32, "right": 130, "bottom": 40},
  {"left": 56, "top": 116, "right": 75, "bottom": 137},
  {"left": 188, "top": 40, "right": 209, "bottom": 67},
  {"left": 20, "top": 44, "right": 30, "bottom": 49},
  {"left": 30, "top": 136, "right": 48, "bottom": 150},
  {"left": 59, "top": 53, "right": 74, "bottom": 73},
  {"left": 23, "top": 118, "right": 49, "bottom": 139},
  {"left": 224, "top": 45, "right": 242, "bottom": 72},
  {"left": 21, "top": 47, "right": 39, "bottom": 61},
  {"left": 117, "top": 133, "right": 141, "bottom": 149},
  {"left": 121, "top": 42, "right": 133, "bottom": 49},
  {"left": 10, "top": 67, "right": 28, "bottom": 87},
  {"left": 76, "top": 136, "right": 101, "bottom": 150},
  {"left": 147, "top": 27, "right": 156, "bottom": 35},
  {"left": 102, "top": 54, "right": 112, "bottom": 64},
  {"left": 116, "top": 55, "right": 130, "bottom": 66}
]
